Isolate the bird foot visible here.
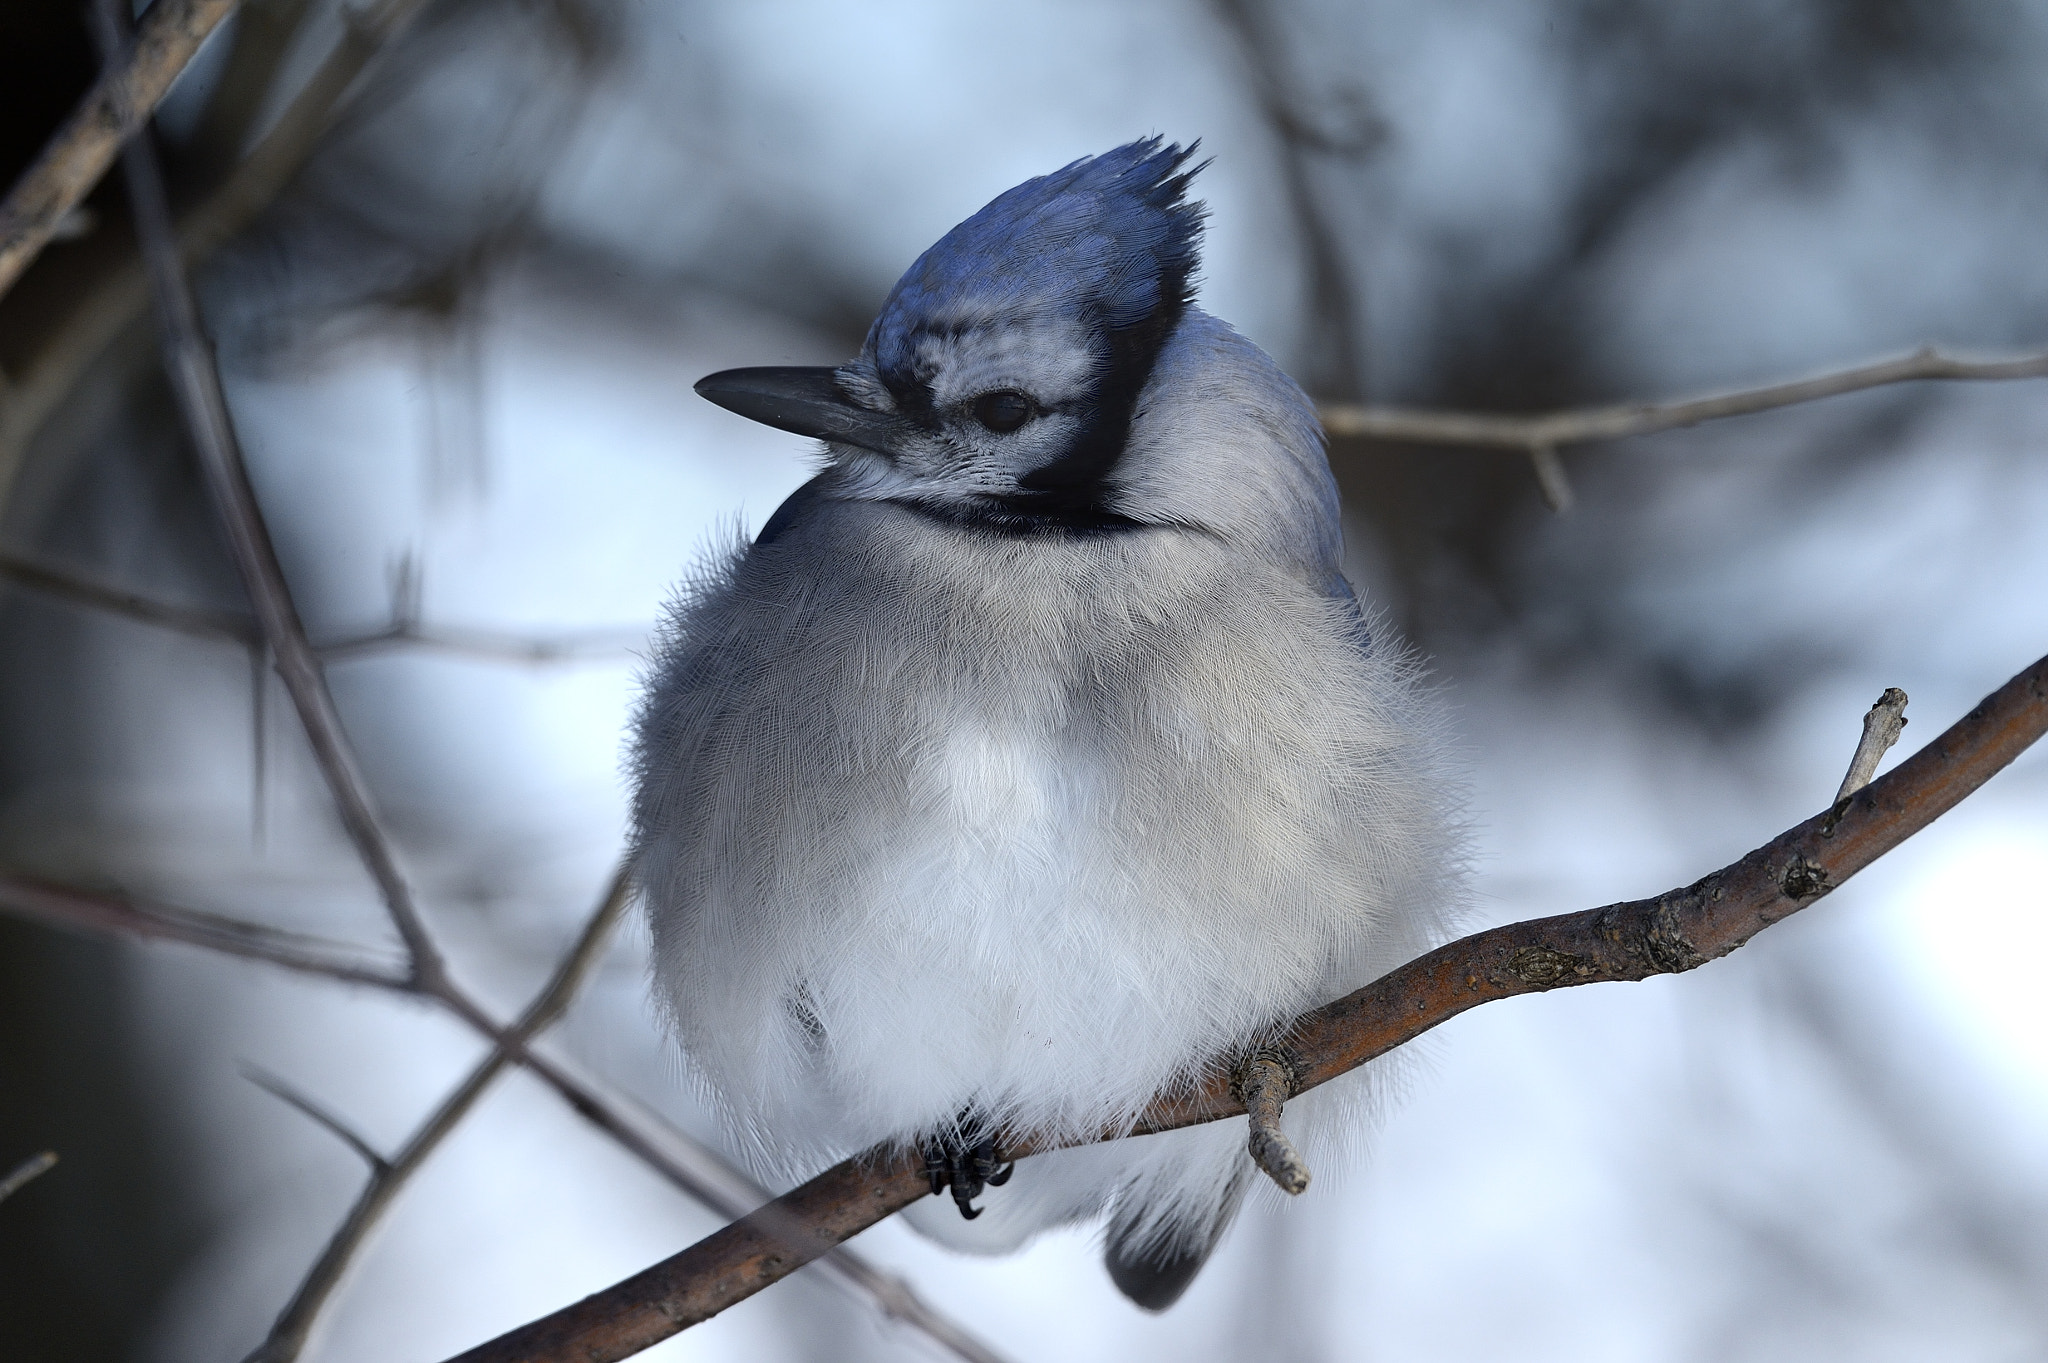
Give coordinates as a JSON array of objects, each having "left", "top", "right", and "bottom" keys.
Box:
[{"left": 921, "top": 1127, "right": 1012, "bottom": 1220}]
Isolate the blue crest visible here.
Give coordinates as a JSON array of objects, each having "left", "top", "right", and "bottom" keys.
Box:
[{"left": 866, "top": 138, "right": 1207, "bottom": 402}]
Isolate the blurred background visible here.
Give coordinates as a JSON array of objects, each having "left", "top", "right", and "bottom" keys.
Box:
[{"left": 2, "top": 0, "right": 2047, "bottom": 1359}]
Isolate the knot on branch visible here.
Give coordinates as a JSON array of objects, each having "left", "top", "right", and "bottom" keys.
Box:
[
  {"left": 1780, "top": 856, "right": 1832, "bottom": 901},
  {"left": 1234, "top": 1049, "right": 1310, "bottom": 1196},
  {"left": 1507, "top": 945, "right": 1585, "bottom": 985},
  {"left": 1645, "top": 893, "right": 1709, "bottom": 973}
]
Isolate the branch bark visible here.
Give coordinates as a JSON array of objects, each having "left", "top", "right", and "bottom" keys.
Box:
[
  {"left": 446, "top": 649, "right": 2048, "bottom": 1363},
  {"left": 0, "top": 0, "right": 242, "bottom": 300}
]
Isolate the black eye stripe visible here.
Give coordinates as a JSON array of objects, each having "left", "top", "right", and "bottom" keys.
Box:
[{"left": 972, "top": 389, "right": 1033, "bottom": 433}]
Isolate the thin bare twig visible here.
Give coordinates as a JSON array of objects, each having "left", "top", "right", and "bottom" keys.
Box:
[
  {"left": 446, "top": 650, "right": 2048, "bottom": 1363},
  {"left": 0, "top": 872, "right": 409, "bottom": 990},
  {"left": 1317, "top": 346, "right": 2048, "bottom": 449},
  {"left": 243, "top": 1065, "right": 393, "bottom": 1175},
  {"left": 0, "top": 547, "right": 641, "bottom": 662},
  {"left": 1212, "top": 0, "right": 1374, "bottom": 402},
  {"left": 1238, "top": 1052, "right": 1309, "bottom": 1195},
  {"left": 0, "top": 1151, "right": 59, "bottom": 1207},
  {"left": 0, "top": 862, "right": 1007, "bottom": 1363},
  {"left": 107, "top": 15, "right": 445, "bottom": 986},
  {"left": 0, "top": 548, "right": 258, "bottom": 644},
  {"left": 0, "top": 0, "right": 242, "bottom": 300},
  {"left": 317, "top": 621, "right": 643, "bottom": 665},
  {"left": 245, "top": 865, "right": 632, "bottom": 1363},
  {"left": 1527, "top": 444, "right": 1574, "bottom": 513},
  {"left": 1838, "top": 687, "right": 1909, "bottom": 802},
  {"left": 1, "top": 0, "right": 437, "bottom": 520}
]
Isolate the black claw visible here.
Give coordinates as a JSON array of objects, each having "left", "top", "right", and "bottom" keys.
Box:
[{"left": 921, "top": 1119, "right": 1010, "bottom": 1220}]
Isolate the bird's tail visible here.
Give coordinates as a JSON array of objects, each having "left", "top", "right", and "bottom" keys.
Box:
[{"left": 1102, "top": 1166, "right": 1250, "bottom": 1311}]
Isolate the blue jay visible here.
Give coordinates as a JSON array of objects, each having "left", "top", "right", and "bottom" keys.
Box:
[{"left": 633, "top": 139, "right": 1461, "bottom": 1310}]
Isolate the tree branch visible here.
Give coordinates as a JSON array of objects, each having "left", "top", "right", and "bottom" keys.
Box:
[
  {"left": 0, "top": 863, "right": 1008, "bottom": 1362},
  {"left": 0, "top": 872, "right": 409, "bottom": 989},
  {"left": 444, "top": 649, "right": 2048, "bottom": 1363},
  {"left": 0, "top": 546, "right": 640, "bottom": 663},
  {"left": 1, "top": 0, "right": 437, "bottom": 535},
  {"left": 1838, "top": 687, "right": 1909, "bottom": 802},
  {"left": 243, "top": 1065, "right": 394, "bottom": 1176},
  {"left": 0, "top": 0, "right": 242, "bottom": 301},
  {"left": 0, "top": 547, "right": 258, "bottom": 644},
  {"left": 1317, "top": 345, "right": 2048, "bottom": 451},
  {"left": 0, "top": 1151, "right": 60, "bottom": 1207},
  {"left": 244, "top": 865, "right": 631, "bottom": 1363},
  {"left": 108, "top": 16, "right": 446, "bottom": 987}
]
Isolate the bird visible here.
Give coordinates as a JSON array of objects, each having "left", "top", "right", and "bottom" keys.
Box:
[{"left": 631, "top": 137, "right": 1462, "bottom": 1311}]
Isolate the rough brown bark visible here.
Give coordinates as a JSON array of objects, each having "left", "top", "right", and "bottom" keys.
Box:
[{"left": 447, "top": 652, "right": 2048, "bottom": 1363}]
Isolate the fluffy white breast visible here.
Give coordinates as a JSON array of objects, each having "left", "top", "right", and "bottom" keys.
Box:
[{"left": 634, "top": 499, "right": 1457, "bottom": 1181}]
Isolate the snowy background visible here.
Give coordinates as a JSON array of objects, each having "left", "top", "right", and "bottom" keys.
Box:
[{"left": 2, "top": 1, "right": 2046, "bottom": 1359}]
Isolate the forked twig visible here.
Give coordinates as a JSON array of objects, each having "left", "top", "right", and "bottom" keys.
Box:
[
  {"left": 243, "top": 867, "right": 632, "bottom": 1363},
  {"left": 445, "top": 651, "right": 2048, "bottom": 1363},
  {"left": 1315, "top": 346, "right": 2048, "bottom": 514},
  {"left": 106, "top": 0, "right": 444, "bottom": 986}
]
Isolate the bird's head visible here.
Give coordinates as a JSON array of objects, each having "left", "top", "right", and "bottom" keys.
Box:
[{"left": 696, "top": 138, "right": 1207, "bottom": 526}]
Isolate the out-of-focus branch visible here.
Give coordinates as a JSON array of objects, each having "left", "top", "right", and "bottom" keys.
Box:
[
  {"left": 0, "top": 548, "right": 257, "bottom": 644},
  {"left": 0, "top": 0, "right": 437, "bottom": 506},
  {"left": 243, "top": 1066, "right": 394, "bottom": 1175},
  {"left": 0, "top": 872, "right": 409, "bottom": 989},
  {"left": 244, "top": 867, "right": 632, "bottom": 1363},
  {"left": 0, "top": 547, "right": 641, "bottom": 663},
  {"left": 1212, "top": 0, "right": 1375, "bottom": 402},
  {"left": 0, "top": 0, "right": 242, "bottom": 301},
  {"left": 1318, "top": 346, "right": 2048, "bottom": 449},
  {"left": 191, "top": 0, "right": 319, "bottom": 169},
  {"left": 108, "top": 23, "right": 446, "bottom": 986},
  {"left": 0, "top": 863, "right": 1009, "bottom": 1363},
  {"left": 0, "top": 1151, "right": 60, "bottom": 1207},
  {"left": 318, "top": 621, "right": 643, "bottom": 665},
  {"left": 447, "top": 650, "right": 2048, "bottom": 1363}
]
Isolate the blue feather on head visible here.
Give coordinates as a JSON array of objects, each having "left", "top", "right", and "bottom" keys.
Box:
[{"left": 865, "top": 137, "right": 1208, "bottom": 411}]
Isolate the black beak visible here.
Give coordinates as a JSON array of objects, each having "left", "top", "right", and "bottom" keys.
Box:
[{"left": 694, "top": 366, "right": 918, "bottom": 459}]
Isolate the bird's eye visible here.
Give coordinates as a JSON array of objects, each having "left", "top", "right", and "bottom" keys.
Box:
[{"left": 972, "top": 390, "right": 1033, "bottom": 433}]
